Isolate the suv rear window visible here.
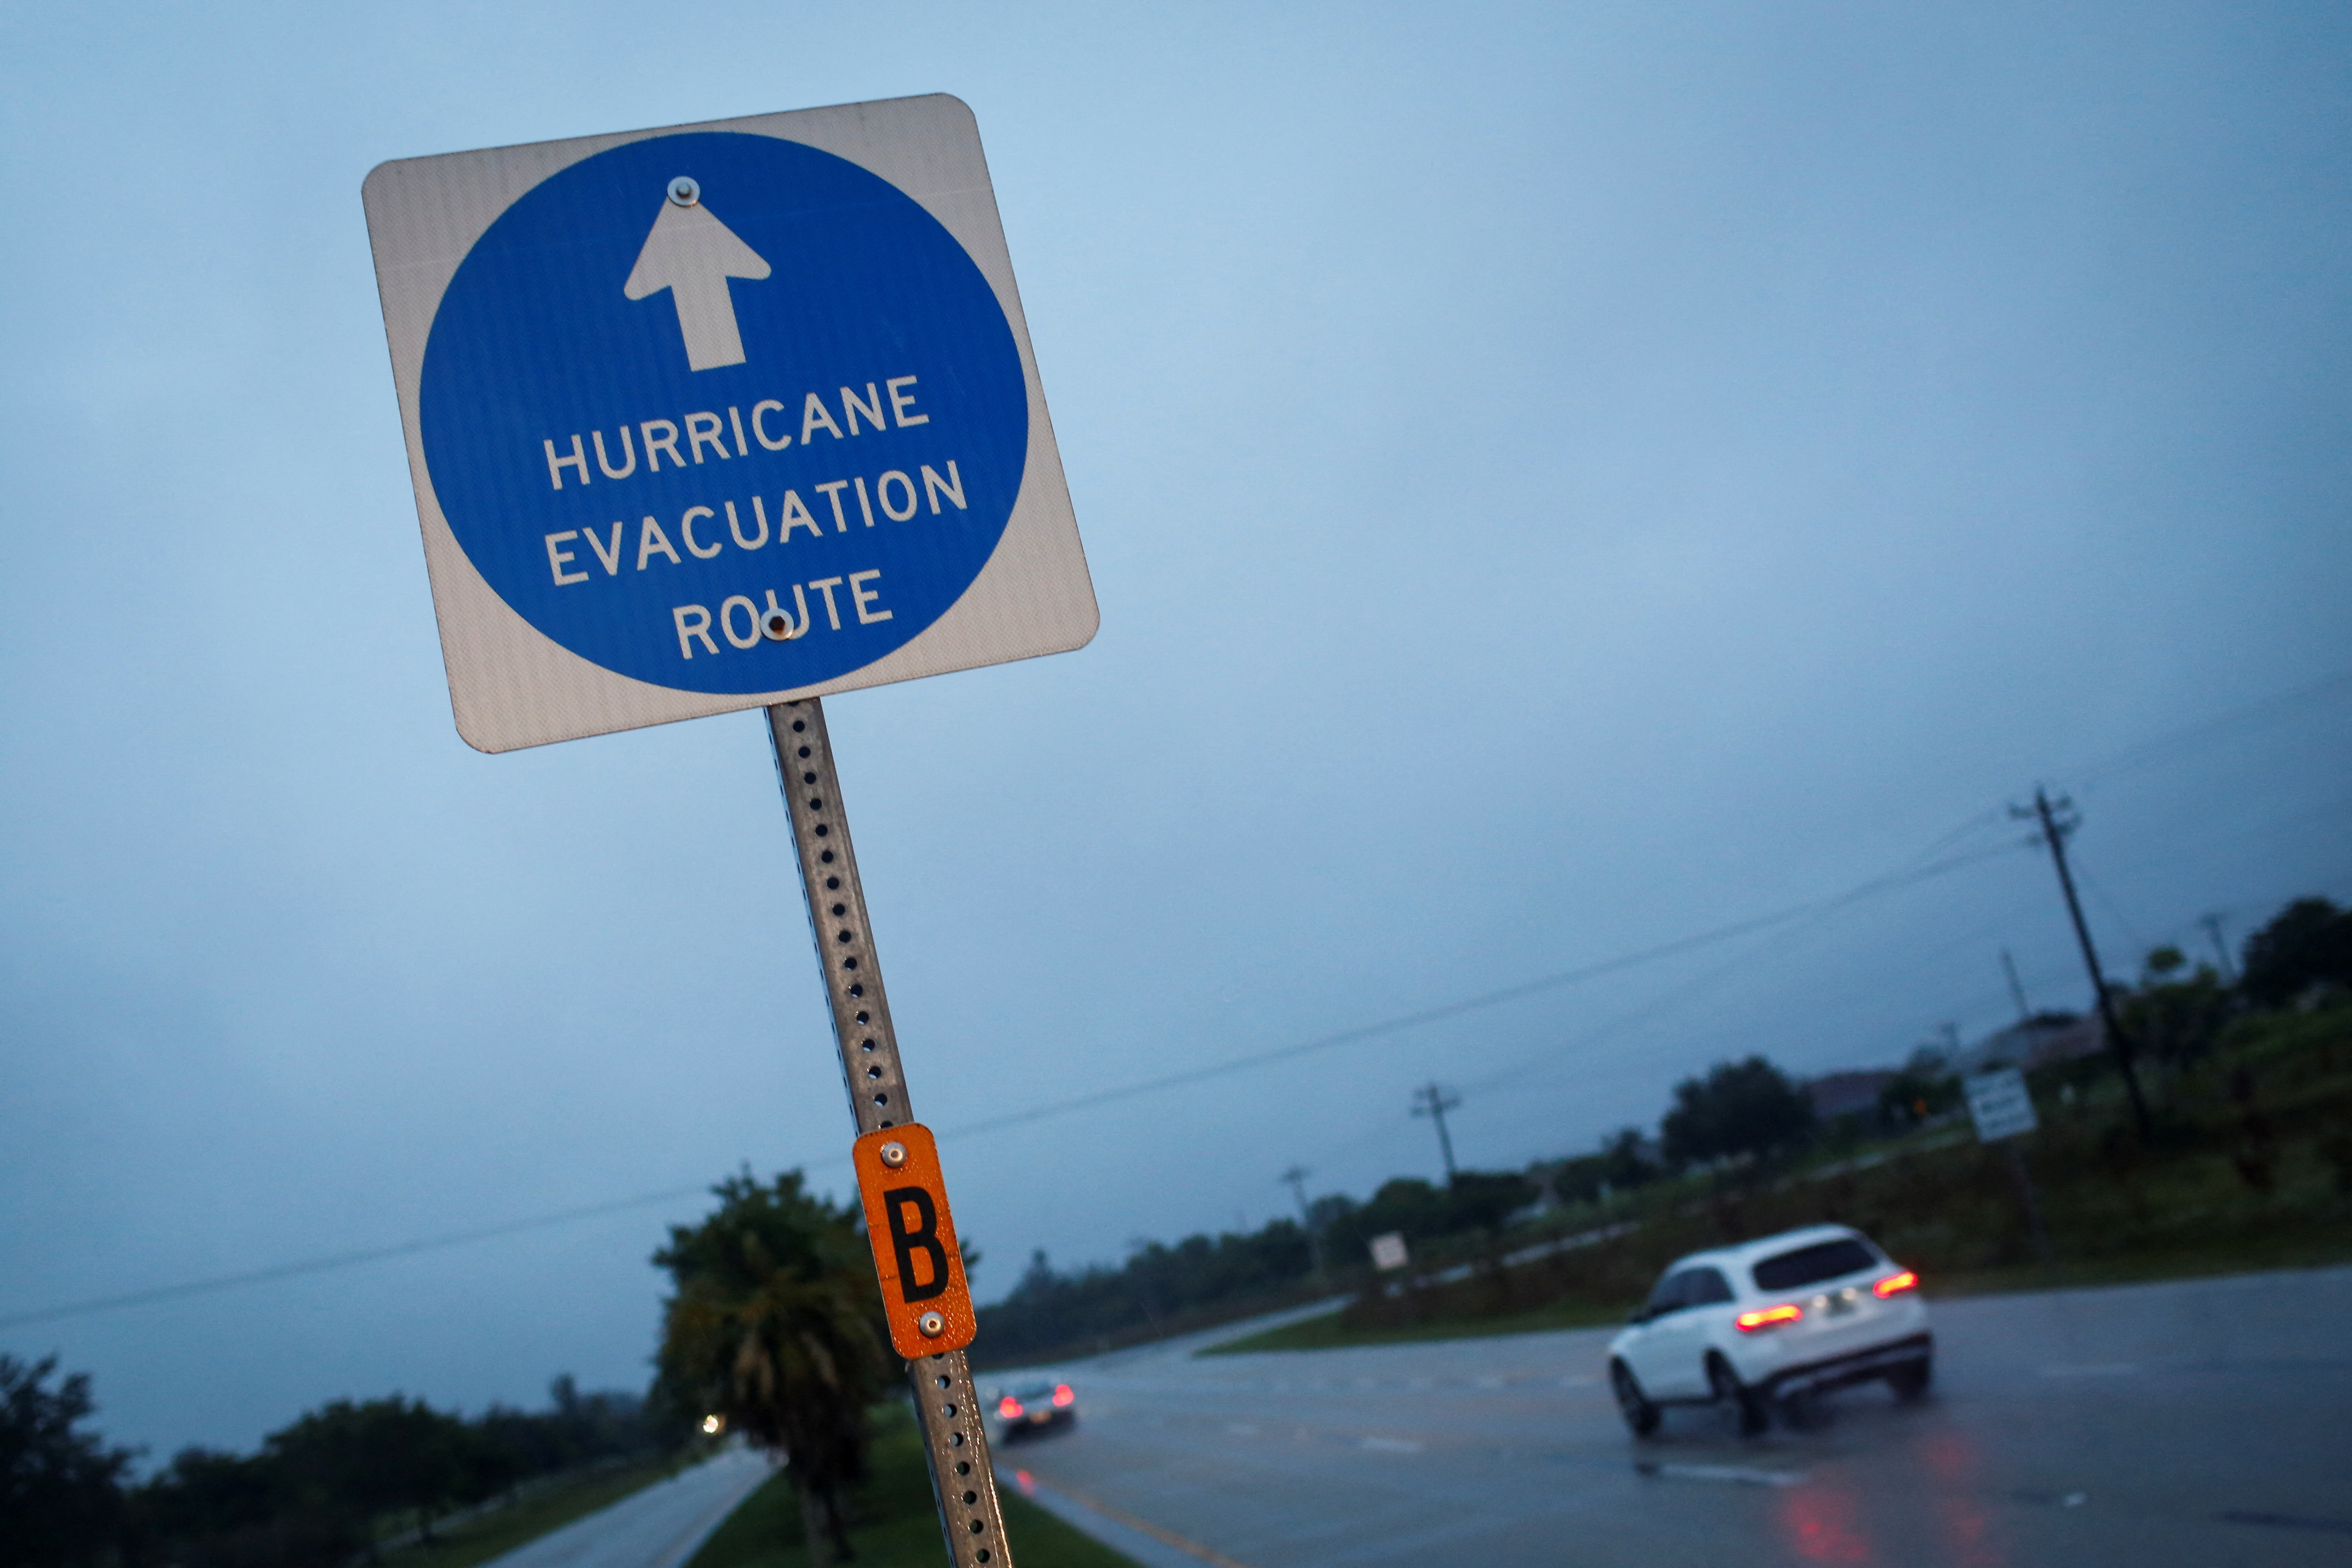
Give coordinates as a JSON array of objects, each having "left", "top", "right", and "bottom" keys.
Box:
[{"left": 1752, "top": 1238, "right": 1877, "bottom": 1291}]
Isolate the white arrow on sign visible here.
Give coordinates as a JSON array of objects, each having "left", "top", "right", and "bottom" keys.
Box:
[{"left": 623, "top": 186, "right": 772, "bottom": 371}]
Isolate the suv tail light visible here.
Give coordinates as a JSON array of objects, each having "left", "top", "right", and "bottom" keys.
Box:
[
  {"left": 1874, "top": 1271, "right": 1919, "bottom": 1298},
  {"left": 998, "top": 1396, "right": 1023, "bottom": 1419},
  {"left": 1052, "top": 1384, "right": 1074, "bottom": 1407},
  {"left": 1735, "top": 1303, "right": 1803, "bottom": 1332}
]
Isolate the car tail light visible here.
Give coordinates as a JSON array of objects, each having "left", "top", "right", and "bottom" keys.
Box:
[
  {"left": 1735, "top": 1303, "right": 1804, "bottom": 1332},
  {"left": 1052, "top": 1384, "right": 1074, "bottom": 1407},
  {"left": 1875, "top": 1271, "right": 1918, "bottom": 1298},
  {"left": 998, "top": 1396, "right": 1023, "bottom": 1419}
]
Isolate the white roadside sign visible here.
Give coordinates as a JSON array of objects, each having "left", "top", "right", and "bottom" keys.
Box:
[
  {"left": 1965, "top": 1067, "right": 2039, "bottom": 1142},
  {"left": 363, "top": 95, "right": 1096, "bottom": 752}
]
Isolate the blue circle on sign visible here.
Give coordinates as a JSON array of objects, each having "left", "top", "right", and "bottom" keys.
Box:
[{"left": 419, "top": 132, "right": 1028, "bottom": 694}]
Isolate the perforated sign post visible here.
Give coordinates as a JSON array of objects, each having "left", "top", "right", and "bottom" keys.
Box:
[{"left": 365, "top": 95, "right": 1098, "bottom": 1568}]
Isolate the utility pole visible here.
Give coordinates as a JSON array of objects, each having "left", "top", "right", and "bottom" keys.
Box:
[
  {"left": 2200, "top": 913, "right": 2237, "bottom": 983},
  {"left": 1279, "top": 1165, "right": 1326, "bottom": 1282},
  {"left": 2001, "top": 949, "right": 2033, "bottom": 1025},
  {"left": 1412, "top": 1083, "right": 1463, "bottom": 1183},
  {"left": 2012, "top": 787, "right": 2151, "bottom": 1140}
]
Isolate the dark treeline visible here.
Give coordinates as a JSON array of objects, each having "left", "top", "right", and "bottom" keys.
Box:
[
  {"left": 980, "top": 894, "right": 2352, "bottom": 1363},
  {"left": 1, "top": 1364, "right": 690, "bottom": 1568}
]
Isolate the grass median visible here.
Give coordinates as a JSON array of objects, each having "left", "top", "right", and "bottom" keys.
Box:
[
  {"left": 1206, "top": 1223, "right": 2352, "bottom": 1355},
  {"left": 1209, "top": 1002, "right": 2352, "bottom": 1356},
  {"left": 685, "top": 1413, "right": 1135, "bottom": 1568}
]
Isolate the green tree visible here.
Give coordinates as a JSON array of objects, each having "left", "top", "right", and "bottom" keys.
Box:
[
  {"left": 2240, "top": 896, "right": 2352, "bottom": 1007},
  {"left": 0, "top": 1354, "right": 132, "bottom": 1568},
  {"left": 654, "top": 1171, "right": 893, "bottom": 1565},
  {"left": 1662, "top": 1056, "right": 1817, "bottom": 1167},
  {"left": 1317, "top": 1170, "right": 1537, "bottom": 1261},
  {"left": 1547, "top": 1127, "right": 1661, "bottom": 1205},
  {"left": 2121, "top": 948, "right": 2231, "bottom": 1068},
  {"left": 132, "top": 1378, "right": 676, "bottom": 1568},
  {"left": 130, "top": 1444, "right": 290, "bottom": 1567},
  {"left": 1598, "top": 1127, "right": 1660, "bottom": 1191},
  {"left": 267, "top": 1395, "right": 480, "bottom": 1558}
]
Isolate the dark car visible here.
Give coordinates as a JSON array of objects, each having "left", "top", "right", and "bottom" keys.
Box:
[{"left": 986, "top": 1379, "right": 1077, "bottom": 1442}]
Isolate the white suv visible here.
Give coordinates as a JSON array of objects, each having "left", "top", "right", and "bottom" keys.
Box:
[{"left": 1606, "top": 1224, "right": 1930, "bottom": 1437}]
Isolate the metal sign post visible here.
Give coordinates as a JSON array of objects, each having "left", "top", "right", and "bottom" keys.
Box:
[
  {"left": 771, "top": 698, "right": 1008, "bottom": 1565},
  {"left": 363, "top": 95, "right": 1101, "bottom": 1568}
]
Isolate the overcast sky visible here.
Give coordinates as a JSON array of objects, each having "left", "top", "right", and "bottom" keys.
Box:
[{"left": 4, "top": 2, "right": 2347, "bottom": 1462}]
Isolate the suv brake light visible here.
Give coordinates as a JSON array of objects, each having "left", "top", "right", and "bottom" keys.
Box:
[
  {"left": 1735, "top": 1303, "right": 1803, "bottom": 1332},
  {"left": 998, "top": 1396, "right": 1023, "bottom": 1419},
  {"left": 1874, "top": 1271, "right": 1919, "bottom": 1298},
  {"left": 1052, "top": 1384, "right": 1074, "bottom": 1407}
]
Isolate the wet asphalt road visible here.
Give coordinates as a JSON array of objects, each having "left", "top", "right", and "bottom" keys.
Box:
[
  {"left": 991, "top": 1267, "right": 2352, "bottom": 1568},
  {"left": 482, "top": 1445, "right": 772, "bottom": 1568}
]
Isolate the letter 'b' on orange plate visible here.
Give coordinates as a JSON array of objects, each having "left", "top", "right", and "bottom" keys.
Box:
[{"left": 853, "top": 1124, "right": 977, "bottom": 1358}]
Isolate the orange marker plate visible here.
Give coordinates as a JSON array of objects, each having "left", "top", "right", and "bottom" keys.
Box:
[{"left": 852, "top": 1124, "right": 977, "bottom": 1358}]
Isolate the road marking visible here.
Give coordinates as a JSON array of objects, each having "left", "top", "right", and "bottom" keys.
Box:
[
  {"left": 1014, "top": 1474, "right": 1262, "bottom": 1568},
  {"left": 1636, "top": 1460, "right": 1805, "bottom": 1488},
  {"left": 2039, "top": 1362, "right": 2139, "bottom": 1377},
  {"left": 2221, "top": 1509, "right": 2352, "bottom": 1535},
  {"left": 1361, "top": 1436, "right": 1424, "bottom": 1453}
]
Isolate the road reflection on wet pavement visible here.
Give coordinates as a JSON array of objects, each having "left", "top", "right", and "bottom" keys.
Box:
[{"left": 994, "top": 1268, "right": 2352, "bottom": 1567}]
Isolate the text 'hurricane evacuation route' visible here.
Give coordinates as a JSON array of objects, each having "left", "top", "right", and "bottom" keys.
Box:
[{"left": 417, "top": 131, "right": 1029, "bottom": 695}]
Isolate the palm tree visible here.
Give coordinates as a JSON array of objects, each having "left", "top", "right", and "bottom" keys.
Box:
[{"left": 654, "top": 1171, "right": 895, "bottom": 1564}]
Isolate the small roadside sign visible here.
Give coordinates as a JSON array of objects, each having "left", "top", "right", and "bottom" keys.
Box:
[
  {"left": 363, "top": 95, "right": 1095, "bottom": 752},
  {"left": 852, "top": 1124, "right": 976, "bottom": 1358},
  {"left": 1965, "top": 1067, "right": 2039, "bottom": 1142},
  {"left": 1368, "top": 1232, "right": 1410, "bottom": 1271}
]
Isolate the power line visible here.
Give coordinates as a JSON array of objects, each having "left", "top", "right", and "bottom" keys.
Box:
[
  {"left": 2072, "top": 669, "right": 2352, "bottom": 787},
  {"left": 0, "top": 852, "right": 1989, "bottom": 1332},
  {"left": 1272, "top": 837, "right": 2029, "bottom": 1187},
  {"left": 929, "top": 897, "right": 1863, "bottom": 1136},
  {"left": 0, "top": 1186, "right": 714, "bottom": 1332},
  {"left": 1460, "top": 839, "right": 2024, "bottom": 1095},
  {"left": 9, "top": 672, "right": 2341, "bottom": 1331}
]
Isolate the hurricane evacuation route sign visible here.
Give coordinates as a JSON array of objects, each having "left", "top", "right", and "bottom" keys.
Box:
[{"left": 363, "top": 96, "right": 1095, "bottom": 751}]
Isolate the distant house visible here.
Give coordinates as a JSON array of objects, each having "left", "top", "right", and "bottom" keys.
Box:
[
  {"left": 1957, "top": 1012, "right": 2100, "bottom": 1073},
  {"left": 1804, "top": 1070, "right": 1896, "bottom": 1121}
]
